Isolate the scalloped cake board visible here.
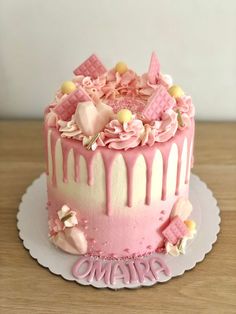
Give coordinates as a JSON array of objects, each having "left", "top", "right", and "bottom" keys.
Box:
[{"left": 17, "top": 173, "right": 220, "bottom": 289}]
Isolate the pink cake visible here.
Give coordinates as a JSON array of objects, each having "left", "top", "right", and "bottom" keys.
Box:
[{"left": 44, "top": 53, "right": 196, "bottom": 262}]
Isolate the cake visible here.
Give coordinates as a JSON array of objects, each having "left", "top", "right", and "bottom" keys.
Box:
[{"left": 44, "top": 53, "right": 196, "bottom": 267}]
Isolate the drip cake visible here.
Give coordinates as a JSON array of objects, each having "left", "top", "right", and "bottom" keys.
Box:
[{"left": 44, "top": 52, "right": 196, "bottom": 268}]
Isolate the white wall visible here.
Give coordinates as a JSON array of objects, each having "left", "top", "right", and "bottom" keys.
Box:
[{"left": 0, "top": 0, "right": 235, "bottom": 120}]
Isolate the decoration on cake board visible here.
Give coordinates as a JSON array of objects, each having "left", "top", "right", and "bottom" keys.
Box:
[{"left": 17, "top": 173, "right": 220, "bottom": 290}]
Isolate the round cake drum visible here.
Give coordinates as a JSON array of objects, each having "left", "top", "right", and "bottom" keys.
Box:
[{"left": 17, "top": 173, "right": 220, "bottom": 289}]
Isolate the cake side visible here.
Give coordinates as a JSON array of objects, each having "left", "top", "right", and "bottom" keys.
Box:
[
  {"left": 44, "top": 52, "right": 196, "bottom": 258},
  {"left": 45, "top": 119, "right": 194, "bottom": 258}
]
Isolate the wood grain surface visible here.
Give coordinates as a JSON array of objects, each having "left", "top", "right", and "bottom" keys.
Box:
[{"left": 0, "top": 121, "right": 235, "bottom": 314}]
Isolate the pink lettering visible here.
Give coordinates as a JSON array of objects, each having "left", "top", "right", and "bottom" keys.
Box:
[
  {"left": 149, "top": 256, "right": 171, "bottom": 280},
  {"left": 126, "top": 260, "right": 138, "bottom": 283},
  {"left": 72, "top": 256, "right": 93, "bottom": 279},
  {"left": 87, "top": 260, "right": 112, "bottom": 285},
  {"left": 72, "top": 255, "right": 171, "bottom": 285},
  {"left": 134, "top": 259, "right": 155, "bottom": 283},
  {"left": 110, "top": 261, "right": 130, "bottom": 285}
]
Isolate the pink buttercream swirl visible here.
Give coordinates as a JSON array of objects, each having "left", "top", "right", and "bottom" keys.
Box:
[
  {"left": 103, "top": 119, "right": 144, "bottom": 150},
  {"left": 173, "top": 96, "right": 195, "bottom": 130},
  {"left": 141, "top": 109, "right": 178, "bottom": 145},
  {"left": 57, "top": 116, "right": 105, "bottom": 150},
  {"left": 50, "top": 61, "right": 195, "bottom": 150},
  {"left": 55, "top": 109, "right": 179, "bottom": 150}
]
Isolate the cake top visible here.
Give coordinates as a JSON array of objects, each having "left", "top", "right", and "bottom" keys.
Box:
[{"left": 45, "top": 52, "right": 195, "bottom": 151}]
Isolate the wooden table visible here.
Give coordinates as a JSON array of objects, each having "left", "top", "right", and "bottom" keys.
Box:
[{"left": 0, "top": 121, "right": 235, "bottom": 314}]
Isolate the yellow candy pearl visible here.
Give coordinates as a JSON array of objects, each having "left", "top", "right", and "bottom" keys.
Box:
[
  {"left": 117, "top": 109, "right": 132, "bottom": 123},
  {"left": 168, "top": 85, "right": 184, "bottom": 99},
  {"left": 115, "top": 62, "right": 128, "bottom": 75},
  {"left": 184, "top": 220, "right": 196, "bottom": 231},
  {"left": 61, "top": 81, "right": 76, "bottom": 94}
]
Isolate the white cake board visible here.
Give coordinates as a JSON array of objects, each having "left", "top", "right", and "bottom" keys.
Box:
[{"left": 17, "top": 173, "right": 220, "bottom": 289}]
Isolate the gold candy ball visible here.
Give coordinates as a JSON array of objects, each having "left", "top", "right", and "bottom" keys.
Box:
[
  {"left": 61, "top": 81, "right": 76, "bottom": 94},
  {"left": 117, "top": 109, "right": 132, "bottom": 123},
  {"left": 184, "top": 220, "right": 196, "bottom": 231},
  {"left": 115, "top": 62, "right": 128, "bottom": 75},
  {"left": 168, "top": 85, "right": 184, "bottom": 99}
]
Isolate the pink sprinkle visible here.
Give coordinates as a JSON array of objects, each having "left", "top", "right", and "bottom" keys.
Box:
[{"left": 89, "top": 238, "right": 96, "bottom": 244}]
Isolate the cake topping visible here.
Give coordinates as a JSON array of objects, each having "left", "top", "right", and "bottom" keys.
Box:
[
  {"left": 74, "top": 101, "right": 113, "bottom": 136},
  {"left": 61, "top": 81, "right": 77, "bottom": 95},
  {"left": 168, "top": 85, "right": 184, "bottom": 99},
  {"left": 117, "top": 108, "right": 133, "bottom": 123},
  {"left": 148, "top": 51, "right": 160, "bottom": 84},
  {"left": 47, "top": 52, "right": 195, "bottom": 150},
  {"left": 54, "top": 87, "right": 91, "bottom": 121},
  {"left": 142, "top": 85, "right": 175, "bottom": 121},
  {"left": 73, "top": 54, "right": 107, "bottom": 78},
  {"left": 86, "top": 133, "right": 100, "bottom": 150},
  {"left": 115, "top": 61, "right": 128, "bottom": 75},
  {"left": 57, "top": 204, "right": 78, "bottom": 228},
  {"left": 184, "top": 220, "right": 196, "bottom": 232}
]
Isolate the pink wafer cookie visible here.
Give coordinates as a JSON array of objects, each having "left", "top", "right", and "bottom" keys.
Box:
[
  {"left": 162, "top": 216, "right": 189, "bottom": 245},
  {"left": 148, "top": 52, "right": 160, "bottom": 84},
  {"left": 73, "top": 54, "right": 107, "bottom": 79},
  {"left": 54, "top": 88, "right": 91, "bottom": 121},
  {"left": 142, "top": 85, "right": 175, "bottom": 121}
]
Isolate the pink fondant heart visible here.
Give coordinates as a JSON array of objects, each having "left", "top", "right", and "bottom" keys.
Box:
[{"left": 75, "top": 101, "right": 113, "bottom": 136}]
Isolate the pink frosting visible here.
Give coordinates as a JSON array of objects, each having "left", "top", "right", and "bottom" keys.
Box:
[
  {"left": 57, "top": 116, "right": 105, "bottom": 150},
  {"left": 103, "top": 119, "right": 144, "bottom": 150},
  {"left": 174, "top": 96, "right": 195, "bottom": 130},
  {"left": 142, "top": 109, "right": 178, "bottom": 145},
  {"left": 49, "top": 58, "right": 195, "bottom": 150},
  {"left": 56, "top": 109, "right": 178, "bottom": 150}
]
